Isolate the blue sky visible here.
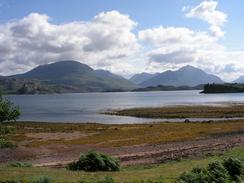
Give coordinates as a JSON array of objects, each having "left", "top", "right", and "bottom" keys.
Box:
[
  {"left": 0, "top": 0, "right": 244, "bottom": 80},
  {"left": 1, "top": 0, "right": 243, "bottom": 49}
]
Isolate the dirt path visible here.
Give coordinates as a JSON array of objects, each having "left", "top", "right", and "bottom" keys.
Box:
[{"left": 1, "top": 133, "right": 243, "bottom": 167}]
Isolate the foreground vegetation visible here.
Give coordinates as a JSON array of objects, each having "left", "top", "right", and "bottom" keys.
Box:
[
  {"left": 67, "top": 151, "right": 120, "bottom": 172},
  {"left": 105, "top": 105, "right": 244, "bottom": 119},
  {"left": 0, "top": 147, "right": 243, "bottom": 182},
  {"left": 176, "top": 158, "right": 243, "bottom": 183}
]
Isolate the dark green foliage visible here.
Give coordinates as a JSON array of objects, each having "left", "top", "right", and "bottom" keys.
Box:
[
  {"left": 0, "top": 181, "right": 22, "bottom": 183},
  {"left": 223, "top": 158, "right": 244, "bottom": 181},
  {"left": 207, "top": 161, "right": 230, "bottom": 183},
  {"left": 133, "top": 84, "right": 203, "bottom": 92},
  {"left": 202, "top": 83, "right": 244, "bottom": 93},
  {"left": 176, "top": 167, "right": 210, "bottom": 183},
  {"left": 67, "top": 151, "right": 120, "bottom": 172},
  {"left": 0, "top": 138, "right": 15, "bottom": 148},
  {"left": 0, "top": 92, "right": 21, "bottom": 123},
  {"left": 176, "top": 159, "right": 244, "bottom": 183},
  {"left": 8, "top": 161, "right": 32, "bottom": 168}
]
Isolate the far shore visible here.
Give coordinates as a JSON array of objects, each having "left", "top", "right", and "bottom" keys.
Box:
[{"left": 103, "top": 104, "right": 244, "bottom": 119}]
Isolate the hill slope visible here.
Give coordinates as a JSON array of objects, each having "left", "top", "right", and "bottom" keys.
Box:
[
  {"left": 7, "top": 60, "right": 137, "bottom": 93},
  {"left": 233, "top": 76, "right": 244, "bottom": 83},
  {"left": 130, "top": 72, "right": 158, "bottom": 84},
  {"left": 140, "top": 65, "right": 223, "bottom": 87}
]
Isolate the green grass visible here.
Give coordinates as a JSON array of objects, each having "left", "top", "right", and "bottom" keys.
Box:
[
  {"left": 105, "top": 105, "right": 244, "bottom": 118},
  {"left": 0, "top": 146, "right": 243, "bottom": 183},
  {"left": 0, "top": 138, "right": 15, "bottom": 148},
  {"left": 7, "top": 161, "right": 32, "bottom": 168}
]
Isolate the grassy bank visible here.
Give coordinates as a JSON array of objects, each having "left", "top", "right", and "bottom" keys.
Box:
[
  {"left": 4, "top": 120, "right": 244, "bottom": 147},
  {"left": 0, "top": 146, "right": 243, "bottom": 182},
  {"left": 104, "top": 105, "right": 244, "bottom": 119}
]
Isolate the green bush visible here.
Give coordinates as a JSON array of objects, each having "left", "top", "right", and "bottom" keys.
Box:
[
  {"left": 8, "top": 161, "right": 32, "bottom": 168},
  {"left": 67, "top": 151, "right": 120, "bottom": 172},
  {"left": 207, "top": 161, "right": 230, "bottom": 183},
  {"left": 223, "top": 158, "right": 244, "bottom": 181},
  {"left": 176, "top": 159, "right": 244, "bottom": 183},
  {"left": 0, "top": 138, "right": 15, "bottom": 149},
  {"left": 0, "top": 91, "right": 21, "bottom": 123},
  {"left": 176, "top": 167, "right": 210, "bottom": 183}
]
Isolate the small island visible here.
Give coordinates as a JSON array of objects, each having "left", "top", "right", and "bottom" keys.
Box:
[{"left": 201, "top": 83, "right": 244, "bottom": 93}]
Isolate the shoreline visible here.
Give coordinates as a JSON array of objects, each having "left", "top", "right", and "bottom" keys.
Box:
[{"left": 1, "top": 120, "right": 244, "bottom": 166}]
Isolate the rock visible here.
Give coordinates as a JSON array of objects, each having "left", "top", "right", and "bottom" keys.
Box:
[{"left": 184, "top": 119, "right": 190, "bottom": 123}]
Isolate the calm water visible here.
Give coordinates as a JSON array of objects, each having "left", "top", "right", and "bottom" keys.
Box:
[{"left": 6, "top": 90, "right": 244, "bottom": 124}]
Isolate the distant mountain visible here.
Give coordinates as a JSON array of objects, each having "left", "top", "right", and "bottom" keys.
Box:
[
  {"left": 130, "top": 72, "right": 158, "bottom": 84},
  {"left": 6, "top": 60, "right": 137, "bottom": 93},
  {"left": 233, "top": 76, "right": 244, "bottom": 83},
  {"left": 140, "top": 65, "right": 224, "bottom": 87}
]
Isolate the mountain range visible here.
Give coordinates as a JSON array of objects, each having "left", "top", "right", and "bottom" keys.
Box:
[
  {"left": 130, "top": 65, "right": 224, "bottom": 87},
  {"left": 1, "top": 60, "right": 137, "bottom": 94},
  {"left": 130, "top": 72, "right": 159, "bottom": 84},
  {"left": 1, "top": 60, "right": 244, "bottom": 94},
  {"left": 233, "top": 76, "right": 244, "bottom": 83}
]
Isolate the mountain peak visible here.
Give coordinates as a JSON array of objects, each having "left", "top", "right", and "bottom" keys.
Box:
[
  {"left": 178, "top": 65, "right": 199, "bottom": 71},
  {"left": 9, "top": 60, "right": 137, "bottom": 92},
  {"left": 16, "top": 60, "right": 94, "bottom": 80},
  {"left": 140, "top": 65, "right": 223, "bottom": 87},
  {"left": 233, "top": 75, "right": 244, "bottom": 83}
]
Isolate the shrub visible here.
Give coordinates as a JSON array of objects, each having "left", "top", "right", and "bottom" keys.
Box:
[
  {"left": 8, "top": 161, "right": 32, "bottom": 168},
  {"left": 176, "top": 159, "right": 244, "bottom": 183},
  {"left": 207, "top": 161, "right": 230, "bottom": 183},
  {"left": 176, "top": 167, "right": 210, "bottom": 183},
  {"left": 0, "top": 91, "right": 21, "bottom": 123},
  {"left": 0, "top": 138, "right": 15, "bottom": 149},
  {"left": 223, "top": 158, "right": 244, "bottom": 181},
  {"left": 67, "top": 151, "right": 120, "bottom": 172}
]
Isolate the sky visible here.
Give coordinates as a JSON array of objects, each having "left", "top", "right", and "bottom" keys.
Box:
[{"left": 0, "top": 0, "right": 244, "bottom": 81}]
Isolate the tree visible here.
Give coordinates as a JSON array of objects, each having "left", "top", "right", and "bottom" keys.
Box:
[{"left": 0, "top": 91, "right": 21, "bottom": 123}]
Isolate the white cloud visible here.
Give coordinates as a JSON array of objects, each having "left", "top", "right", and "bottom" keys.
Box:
[
  {"left": 0, "top": 4, "right": 244, "bottom": 82},
  {"left": 0, "top": 11, "right": 140, "bottom": 76},
  {"left": 138, "top": 24, "right": 244, "bottom": 81},
  {"left": 184, "top": 1, "right": 227, "bottom": 38}
]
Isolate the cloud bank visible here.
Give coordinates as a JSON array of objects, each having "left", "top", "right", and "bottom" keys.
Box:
[{"left": 0, "top": 1, "right": 244, "bottom": 81}]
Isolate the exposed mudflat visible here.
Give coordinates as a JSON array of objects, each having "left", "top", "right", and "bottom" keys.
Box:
[{"left": 1, "top": 132, "right": 243, "bottom": 167}]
